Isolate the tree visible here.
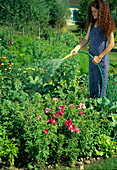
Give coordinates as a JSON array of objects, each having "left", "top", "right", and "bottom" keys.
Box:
[
  {"left": 0, "top": 0, "right": 50, "bottom": 28},
  {"left": 45, "top": 0, "right": 71, "bottom": 27},
  {"left": 74, "top": 0, "right": 92, "bottom": 30},
  {"left": 107, "top": 0, "right": 117, "bottom": 26},
  {"left": 0, "top": 0, "right": 71, "bottom": 28}
]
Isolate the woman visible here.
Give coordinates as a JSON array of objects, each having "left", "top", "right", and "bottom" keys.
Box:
[{"left": 71, "top": 0, "right": 116, "bottom": 98}]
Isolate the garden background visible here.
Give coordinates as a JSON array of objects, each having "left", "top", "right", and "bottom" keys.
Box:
[{"left": 0, "top": 0, "right": 117, "bottom": 169}]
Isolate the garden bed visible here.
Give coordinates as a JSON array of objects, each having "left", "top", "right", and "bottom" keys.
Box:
[{"left": 0, "top": 33, "right": 117, "bottom": 169}]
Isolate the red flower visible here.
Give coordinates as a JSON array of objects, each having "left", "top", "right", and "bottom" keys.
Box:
[
  {"left": 47, "top": 118, "right": 56, "bottom": 125},
  {"left": 58, "top": 105, "right": 65, "bottom": 110},
  {"left": 53, "top": 111, "right": 59, "bottom": 117},
  {"left": 70, "top": 127, "right": 76, "bottom": 132},
  {"left": 43, "top": 129, "right": 49, "bottom": 134},
  {"left": 52, "top": 118, "right": 56, "bottom": 125},
  {"left": 68, "top": 123, "right": 75, "bottom": 131},
  {"left": 65, "top": 119, "right": 80, "bottom": 133},
  {"left": 65, "top": 119, "right": 72, "bottom": 126},
  {"left": 47, "top": 118, "right": 52, "bottom": 122},
  {"left": 59, "top": 110, "right": 65, "bottom": 116},
  {"left": 79, "top": 111, "right": 84, "bottom": 115}
]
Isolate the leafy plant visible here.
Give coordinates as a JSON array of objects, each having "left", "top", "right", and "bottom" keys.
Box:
[
  {"left": 0, "top": 125, "right": 19, "bottom": 166},
  {"left": 95, "top": 134, "right": 117, "bottom": 158},
  {"left": 108, "top": 114, "right": 117, "bottom": 138},
  {"left": 74, "top": 0, "right": 92, "bottom": 30},
  {"left": 0, "top": 31, "right": 116, "bottom": 168}
]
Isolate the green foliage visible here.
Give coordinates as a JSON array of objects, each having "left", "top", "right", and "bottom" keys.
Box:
[
  {"left": 95, "top": 134, "right": 117, "bottom": 158},
  {"left": 78, "top": 48, "right": 89, "bottom": 75},
  {"left": 0, "top": 0, "right": 71, "bottom": 34},
  {"left": 107, "top": 0, "right": 117, "bottom": 26},
  {"left": 46, "top": 0, "right": 71, "bottom": 27},
  {"left": 108, "top": 113, "right": 117, "bottom": 138},
  {"left": 75, "top": 0, "right": 92, "bottom": 30},
  {"left": 0, "top": 0, "right": 49, "bottom": 29},
  {"left": 0, "top": 33, "right": 117, "bottom": 168},
  {"left": 0, "top": 125, "right": 19, "bottom": 166},
  {"left": 0, "top": 89, "right": 113, "bottom": 167},
  {"left": 106, "top": 74, "right": 117, "bottom": 102}
]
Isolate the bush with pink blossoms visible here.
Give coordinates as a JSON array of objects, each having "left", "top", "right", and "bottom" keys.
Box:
[
  {"left": 24, "top": 97, "right": 112, "bottom": 168},
  {"left": 0, "top": 87, "right": 114, "bottom": 168},
  {"left": 65, "top": 119, "right": 80, "bottom": 133}
]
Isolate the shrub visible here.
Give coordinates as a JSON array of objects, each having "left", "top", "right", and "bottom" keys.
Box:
[
  {"left": 74, "top": 0, "right": 92, "bottom": 30},
  {"left": 0, "top": 0, "right": 49, "bottom": 29},
  {"left": 0, "top": 125, "right": 19, "bottom": 166},
  {"left": 95, "top": 134, "right": 117, "bottom": 158}
]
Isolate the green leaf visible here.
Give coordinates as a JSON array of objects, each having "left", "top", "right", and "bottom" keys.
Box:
[
  {"left": 28, "top": 164, "right": 34, "bottom": 169},
  {"left": 95, "top": 149, "right": 104, "bottom": 156},
  {"left": 110, "top": 105, "right": 117, "bottom": 110}
]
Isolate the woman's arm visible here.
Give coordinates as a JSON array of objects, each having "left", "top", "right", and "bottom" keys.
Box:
[
  {"left": 71, "top": 24, "right": 91, "bottom": 55},
  {"left": 93, "top": 31, "right": 115, "bottom": 65},
  {"left": 99, "top": 31, "right": 114, "bottom": 58}
]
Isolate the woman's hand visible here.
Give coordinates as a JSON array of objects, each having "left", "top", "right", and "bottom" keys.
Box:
[
  {"left": 70, "top": 47, "right": 79, "bottom": 56},
  {"left": 92, "top": 56, "right": 102, "bottom": 65}
]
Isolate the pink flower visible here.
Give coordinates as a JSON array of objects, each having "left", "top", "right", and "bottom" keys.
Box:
[
  {"left": 69, "top": 125, "right": 80, "bottom": 133},
  {"left": 65, "top": 120, "right": 69, "bottom": 126},
  {"left": 79, "top": 111, "right": 84, "bottom": 115},
  {"left": 51, "top": 118, "right": 56, "bottom": 125},
  {"left": 53, "top": 111, "right": 59, "bottom": 117},
  {"left": 47, "top": 118, "right": 56, "bottom": 125},
  {"left": 65, "top": 119, "right": 80, "bottom": 133},
  {"left": 77, "top": 103, "right": 86, "bottom": 110},
  {"left": 65, "top": 119, "right": 72, "bottom": 126},
  {"left": 45, "top": 108, "right": 50, "bottom": 113},
  {"left": 43, "top": 129, "right": 49, "bottom": 134},
  {"left": 68, "top": 123, "right": 75, "bottom": 131},
  {"left": 58, "top": 110, "right": 65, "bottom": 116},
  {"left": 68, "top": 104, "right": 75, "bottom": 107},
  {"left": 50, "top": 42, "right": 53, "bottom": 44},
  {"left": 70, "top": 127, "right": 76, "bottom": 132},
  {"left": 75, "top": 127, "right": 80, "bottom": 133},
  {"left": 47, "top": 118, "right": 52, "bottom": 122},
  {"left": 36, "top": 115, "right": 41, "bottom": 121},
  {"left": 58, "top": 105, "right": 65, "bottom": 110},
  {"left": 10, "top": 42, "right": 13, "bottom": 46},
  {"left": 53, "top": 98, "right": 58, "bottom": 103}
]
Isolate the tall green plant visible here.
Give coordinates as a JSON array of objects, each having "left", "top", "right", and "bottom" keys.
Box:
[
  {"left": 45, "top": 0, "right": 71, "bottom": 27},
  {"left": 106, "top": 0, "right": 117, "bottom": 26},
  {"left": 74, "top": 0, "right": 92, "bottom": 30},
  {"left": 0, "top": 0, "right": 50, "bottom": 30}
]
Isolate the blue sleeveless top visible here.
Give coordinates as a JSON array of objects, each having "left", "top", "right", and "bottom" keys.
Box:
[{"left": 89, "top": 27, "right": 109, "bottom": 61}]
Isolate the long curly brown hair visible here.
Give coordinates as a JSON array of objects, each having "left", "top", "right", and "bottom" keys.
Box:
[{"left": 86, "top": 0, "right": 116, "bottom": 37}]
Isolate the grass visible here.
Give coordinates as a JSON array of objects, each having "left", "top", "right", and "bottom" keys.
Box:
[
  {"left": 84, "top": 156, "right": 117, "bottom": 170},
  {"left": 109, "top": 34, "right": 117, "bottom": 66}
]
